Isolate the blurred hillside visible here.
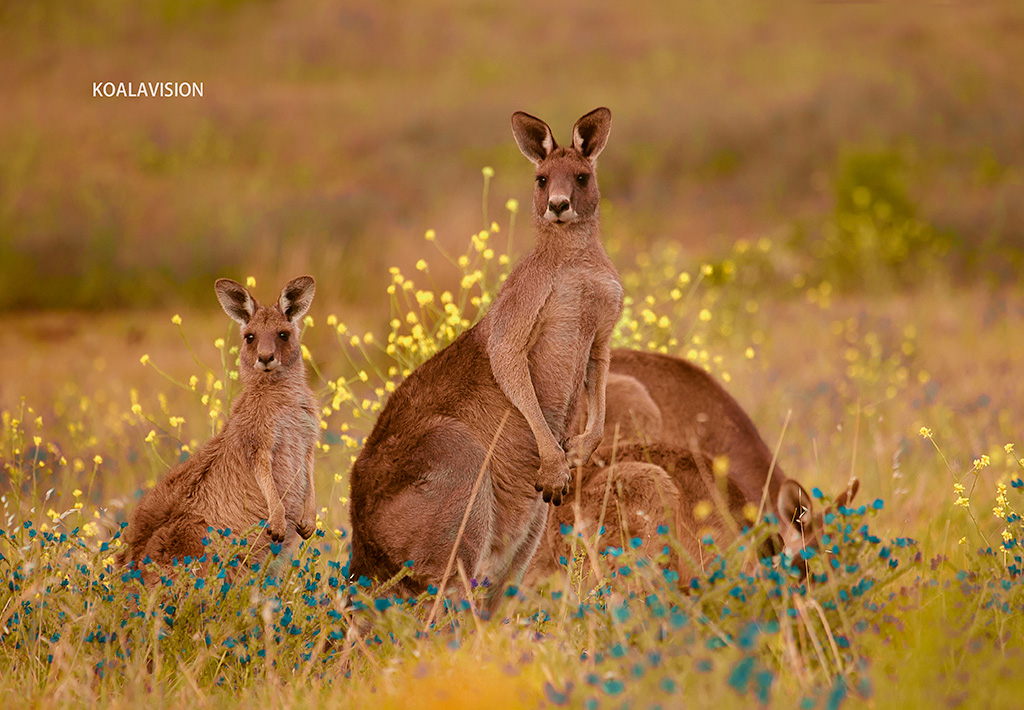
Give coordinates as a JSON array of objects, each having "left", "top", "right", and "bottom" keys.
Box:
[{"left": 1, "top": 0, "right": 1022, "bottom": 313}]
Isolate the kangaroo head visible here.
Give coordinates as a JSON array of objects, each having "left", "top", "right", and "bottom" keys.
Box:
[
  {"left": 215, "top": 276, "right": 315, "bottom": 380},
  {"left": 511, "top": 107, "right": 611, "bottom": 225},
  {"left": 774, "top": 478, "right": 860, "bottom": 578}
]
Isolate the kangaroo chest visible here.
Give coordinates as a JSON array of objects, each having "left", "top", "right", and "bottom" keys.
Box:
[
  {"left": 527, "top": 265, "right": 622, "bottom": 438},
  {"left": 256, "top": 397, "right": 318, "bottom": 507}
]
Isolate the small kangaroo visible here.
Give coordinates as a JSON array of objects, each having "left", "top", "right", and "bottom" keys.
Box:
[
  {"left": 348, "top": 108, "right": 623, "bottom": 611},
  {"left": 597, "top": 349, "right": 859, "bottom": 560},
  {"left": 120, "top": 276, "right": 320, "bottom": 583}
]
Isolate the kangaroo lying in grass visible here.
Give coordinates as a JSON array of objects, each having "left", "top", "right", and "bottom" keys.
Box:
[
  {"left": 348, "top": 108, "right": 622, "bottom": 612},
  {"left": 531, "top": 442, "right": 741, "bottom": 583},
  {"left": 528, "top": 349, "right": 859, "bottom": 583},
  {"left": 532, "top": 439, "right": 858, "bottom": 585},
  {"left": 120, "top": 277, "right": 320, "bottom": 583},
  {"left": 602, "top": 349, "right": 858, "bottom": 561}
]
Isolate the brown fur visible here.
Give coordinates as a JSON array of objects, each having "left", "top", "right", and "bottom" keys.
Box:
[
  {"left": 597, "top": 349, "right": 859, "bottom": 561},
  {"left": 119, "top": 277, "right": 320, "bottom": 583},
  {"left": 529, "top": 442, "right": 749, "bottom": 584},
  {"left": 348, "top": 108, "right": 622, "bottom": 610}
]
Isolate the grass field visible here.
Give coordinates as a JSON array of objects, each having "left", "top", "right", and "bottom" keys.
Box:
[
  {"left": 3, "top": 1, "right": 1024, "bottom": 708},
  {"left": 4, "top": 194, "right": 1024, "bottom": 708}
]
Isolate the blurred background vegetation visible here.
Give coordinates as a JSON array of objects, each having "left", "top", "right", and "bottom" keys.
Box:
[{"left": 1, "top": 0, "right": 1022, "bottom": 314}]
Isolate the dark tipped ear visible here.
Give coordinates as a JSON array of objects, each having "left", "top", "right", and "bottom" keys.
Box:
[
  {"left": 572, "top": 107, "right": 612, "bottom": 163},
  {"left": 832, "top": 478, "right": 860, "bottom": 510},
  {"left": 511, "top": 111, "right": 556, "bottom": 165},
  {"left": 215, "top": 278, "right": 256, "bottom": 326},
  {"left": 279, "top": 276, "right": 315, "bottom": 322}
]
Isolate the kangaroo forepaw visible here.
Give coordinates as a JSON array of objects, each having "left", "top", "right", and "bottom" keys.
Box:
[
  {"left": 266, "top": 514, "right": 287, "bottom": 544},
  {"left": 296, "top": 518, "right": 316, "bottom": 540},
  {"left": 536, "top": 459, "right": 572, "bottom": 506},
  {"left": 565, "top": 433, "right": 600, "bottom": 468}
]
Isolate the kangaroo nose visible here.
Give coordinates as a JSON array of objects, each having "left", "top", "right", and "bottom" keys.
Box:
[
  {"left": 548, "top": 197, "right": 570, "bottom": 216},
  {"left": 258, "top": 353, "right": 275, "bottom": 365}
]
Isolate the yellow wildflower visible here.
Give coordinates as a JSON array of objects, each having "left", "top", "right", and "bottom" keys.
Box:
[{"left": 693, "top": 500, "right": 712, "bottom": 521}]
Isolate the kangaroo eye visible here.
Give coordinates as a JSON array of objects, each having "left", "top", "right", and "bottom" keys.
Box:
[
  {"left": 278, "top": 331, "right": 290, "bottom": 341},
  {"left": 536, "top": 175, "right": 547, "bottom": 187},
  {"left": 576, "top": 173, "right": 589, "bottom": 186},
  {"left": 244, "top": 333, "right": 255, "bottom": 344}
]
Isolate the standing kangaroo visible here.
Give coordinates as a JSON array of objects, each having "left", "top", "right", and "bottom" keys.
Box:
[
  {"left": 348, "top": 108, "right": 623, "bottom": 611},
  {"left": 597, "top": 349, "right": 859, "bottom": 561},
  {"left": 120, "top": 277, "right": 320, "bottom": 583}
]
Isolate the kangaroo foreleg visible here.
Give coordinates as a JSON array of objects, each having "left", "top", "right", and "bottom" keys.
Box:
[
  {"left": 566, "top": 335, "right": 612, "bottom": 466},
  {"left": 297, "top": 445, "right": 317, "bottom": 540},
  {"left": 254, "top": 445, "right": 286, "bottom": 543}
]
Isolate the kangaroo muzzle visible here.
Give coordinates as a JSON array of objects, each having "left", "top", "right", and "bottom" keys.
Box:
[{"left": 545, "top": 194, "right": 577, "bottom": 223}]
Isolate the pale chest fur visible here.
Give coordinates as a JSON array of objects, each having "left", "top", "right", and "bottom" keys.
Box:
[
  {"left": 528, "top": 258, "right": 623, "bottom": 437},
  {"left": 231, "top": 387, "right": 319, "bottom": 507}
]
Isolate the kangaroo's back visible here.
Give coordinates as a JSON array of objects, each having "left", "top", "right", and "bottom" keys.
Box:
[{"left": 606, "top": 349, "right": 783, "bottom": 505}]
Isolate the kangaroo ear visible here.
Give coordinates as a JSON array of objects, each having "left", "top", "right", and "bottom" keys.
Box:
[
  {"left": 279, "top": 275, "right": 315, "bottom": 322},
  {"left": 776, "top": 479, "right": 813, "bottom": 552},
  {"left": 215, "top": 278, "right": 256, "bottom": 326},
  {"left": 511, "top": 111, "right": 556, "bottom": 165},
  {"left": 832, "top": 478, "right": 860, "bottom": 510},
  {"left": 572, "top": 107, "right": 612, "bottom": 163}
]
